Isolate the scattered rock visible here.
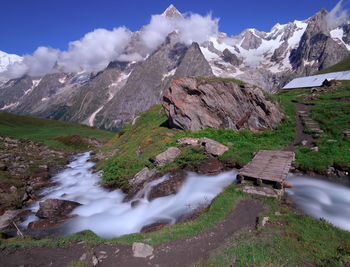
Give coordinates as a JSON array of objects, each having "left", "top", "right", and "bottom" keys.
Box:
[
  {"left": 328, "top": 167, "right": 336, "bottom": 175},
  {"left": 327, "top": 139, "right": 337, "bottom": 143},
  {"left": 36, "top": 199, "right": 81, "bottom": 219},
  {"left": 176, "top": 137, "right": 200, "bottom": 146},
  {"left": 162, "top": 77, "right": 282, "bottom": 131},
  {"left": 261, "top": 217, "right": 269, "bottom": 227},
  {"left": 342, "top": 130, "right": 350, "bottom": 138},
  {"left": 200, "top": 138, "right": 228, "bottom": 156},
  {"left": 92, "top": 255, "right": 99, "bottom": 266},
  {"left": 0, "top": 210, "right": 29, "bottom": 235},
  {"left": 131, "top": 200, "right": 141, "bottom": 208},
  {"left": 0, "top": 162, "right": 7, "bottom": 171},
  {"left": 39, "top": 165, "right": 48, "bottom": 170},
  {"left": 132, "top": 242, "right": 154, "bottom": 258},
  {"left": 10, "top": 186, "right": 17, "bottom": 193},
  {"left": 79, "top": 253, "right": 87, "bottom": 261},
  {"left": 129, "top": 168, "right": 158, "bottom": 187},
  {"left": 154, "top": 147, "right": 181, "bottom": 166},
  {"left": 241, "top": 186, "right": 282, "bottom": 198}
]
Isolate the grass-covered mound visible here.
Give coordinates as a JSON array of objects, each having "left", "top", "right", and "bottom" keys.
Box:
[{"left": 0, "top": 112, "right": 114, "bottom": 151}]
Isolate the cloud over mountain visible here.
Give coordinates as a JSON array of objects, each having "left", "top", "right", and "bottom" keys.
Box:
[
  {"left": 0, "top": 7, "right": 219, "bottom": 80},
  {"left": 326, "top": 0, "right": 349, "bottom": 29}
]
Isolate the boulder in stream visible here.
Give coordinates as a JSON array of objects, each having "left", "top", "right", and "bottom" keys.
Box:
[
  {"left": 148, "top": 171, "right": 187, "bottom": 201},
  {"left": 130, "top": 168, "right": 158, "bottom": 187},
  {"left": 29, "top": 199, "right": 81, "bottom": 231},
  {"left": 35, "top": 199, "right": 81, "bottom": 219}
]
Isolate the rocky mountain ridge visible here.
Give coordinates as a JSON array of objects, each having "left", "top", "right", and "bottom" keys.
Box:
[{"left": 0, "top": 5, "right": 349, "bottom": 130}]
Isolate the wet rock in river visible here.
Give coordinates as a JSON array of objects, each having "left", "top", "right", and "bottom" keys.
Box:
[
  {"left": 148, "top": 171, "right": 187, "bottom": 201},
  {"left": 36, "top": 199, "right": 81, "bottom": 219},
  {"left": 198, "top": 157, "right": 224, "bottom": 175}
]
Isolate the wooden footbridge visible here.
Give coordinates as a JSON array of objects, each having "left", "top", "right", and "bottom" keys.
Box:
[{"left": 238, "top": 150, "right": 295, "bottom": 188}]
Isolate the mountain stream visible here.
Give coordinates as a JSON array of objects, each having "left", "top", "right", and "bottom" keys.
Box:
[{"left": 22, "top": 152, "right": 350, "bottom": 238}]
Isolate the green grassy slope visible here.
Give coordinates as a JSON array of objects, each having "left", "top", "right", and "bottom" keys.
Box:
[
  {"left": 0, "top": 112, "right": 114, "bottom": 150},
  {"left": 282, "top": 81, "right": 350, "bottom": 173},
  {"left": 315, "top": 56, "right": 350, "bottom": 75},
  {"left": 99, "top": 79, "right": 350, "bottom": 189}
]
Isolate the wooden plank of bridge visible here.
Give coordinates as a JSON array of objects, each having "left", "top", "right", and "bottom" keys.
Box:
[{"left": 238, "top": 150, "right": 295, "bottom": 187}]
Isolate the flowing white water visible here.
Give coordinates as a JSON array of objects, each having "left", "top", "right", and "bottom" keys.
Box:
[
  {"left": 23, "top": 152, "right": 237, "bottom": 238},
  {"left": 286, "top": 173, "right": 350, "bottom": 231}
]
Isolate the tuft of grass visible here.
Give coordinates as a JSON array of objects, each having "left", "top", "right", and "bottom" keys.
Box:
[{"left": 196, "top": 76, "right": 244, "bottom": 85}]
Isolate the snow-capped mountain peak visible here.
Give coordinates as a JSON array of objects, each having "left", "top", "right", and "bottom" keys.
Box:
[
  {"left": 162, "top": 4, "right": 184, "bottom": 19},
  {"left": 0, "top": 50, "right": 22, "bottom": 73}
]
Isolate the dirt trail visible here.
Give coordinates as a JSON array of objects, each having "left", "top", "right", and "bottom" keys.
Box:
[
  {"left": 0, "top": 199, "right": 265, "bottom": 267},
  {"left": 284, "top": 102, "right": 314, "bottom": 151}
]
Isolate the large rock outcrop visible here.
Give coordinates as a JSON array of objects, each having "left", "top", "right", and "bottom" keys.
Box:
[{"left": 162, "top": 77, "right": 283, "bottom": 131}]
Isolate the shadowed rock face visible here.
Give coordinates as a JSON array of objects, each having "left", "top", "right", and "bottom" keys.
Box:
[
  {"left": 162, "top": 77, "right": 283, "bottom": 131},
  {"left": 290, "top": 9, "right": 350, "bottom": 75}
]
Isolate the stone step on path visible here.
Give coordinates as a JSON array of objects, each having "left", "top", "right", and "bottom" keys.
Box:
[{"left": 297, "top": 111, "right": 326, "bottom": 138}]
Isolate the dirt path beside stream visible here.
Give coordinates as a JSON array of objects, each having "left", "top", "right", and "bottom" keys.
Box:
[{"left": 0, "top": 199, "right": 265, "bottom": 267}]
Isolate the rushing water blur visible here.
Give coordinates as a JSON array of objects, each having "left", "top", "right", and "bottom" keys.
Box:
[
  {"left": 23, "top": 152, "right": 350, "bottom": 238},
  {"left": 23, "top": 152, "right": 237, "bottom": 238},
  {"left": 286, "top": 173, "right": 350, "bottom": 231}
]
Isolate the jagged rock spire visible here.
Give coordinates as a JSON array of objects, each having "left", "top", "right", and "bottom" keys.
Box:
[{"left": 162, "top": 4, "right": 184, "bottom": 19}]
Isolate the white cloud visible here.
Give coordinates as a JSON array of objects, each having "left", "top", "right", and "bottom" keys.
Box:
[
  {"left": 59, "top": 27, "right": 132, "bottom": 72},
  {"left": 140, "top": 13, "right": 219, "bottom": 52},
  {"left": 0, "top": 9, "right": 219, "bottom": 80},
  {"left": 0, "top": 27, "right": 132, "bottom": 80},
  {"left": 4, "top": 46, "right": 60, "bottom": 79},
  {"left": 326, "top": 0, "right": 349, "bottom": 29}
]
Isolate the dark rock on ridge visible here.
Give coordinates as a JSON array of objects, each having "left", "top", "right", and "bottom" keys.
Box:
[
  {"left": 162, "top": 77, "right": 283, "bottom": 131},
  {"left": 222, "top": 49, "right": 243, "bottom": 66}
]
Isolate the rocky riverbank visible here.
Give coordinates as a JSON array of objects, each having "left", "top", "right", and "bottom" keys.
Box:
[
  {"left": 0, "top": 136, "right": 71, "bottom": 213},
  {"left": 0, "top": 135, "right": 106, "bottom": 237}
]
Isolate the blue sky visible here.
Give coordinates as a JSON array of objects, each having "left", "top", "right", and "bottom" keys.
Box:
[{"left": 0, "top": 0, "right": 346, "bottom": 55}]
